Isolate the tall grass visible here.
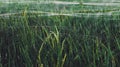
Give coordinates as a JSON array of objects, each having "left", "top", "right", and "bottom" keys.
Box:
[{"left": 0, "top": 2, "right": 120, "bottom": 67}]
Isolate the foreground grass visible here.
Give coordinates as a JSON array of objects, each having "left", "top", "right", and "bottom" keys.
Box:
[
  {"left": 0, "top": 2, "right": 120, "bottom": 67},
  {"left": 0, "top": 11, "right": 120, "bottom": 67}
]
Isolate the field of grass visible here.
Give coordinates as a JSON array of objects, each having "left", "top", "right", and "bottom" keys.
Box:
[
  {"left": 0, "top": 1, "right": 120, "bottom": 14},
  {"left": 0, "top": 1, "right": 120, "bottom": 67}
]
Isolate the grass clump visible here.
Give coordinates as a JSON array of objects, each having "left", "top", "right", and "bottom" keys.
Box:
[{"left": 0, "top": 2, "right": 120, "bottom": 67}]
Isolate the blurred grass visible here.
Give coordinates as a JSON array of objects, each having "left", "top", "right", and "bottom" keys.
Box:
[{"left": 0, "top": 2, "right": 120, "bottom": 14}]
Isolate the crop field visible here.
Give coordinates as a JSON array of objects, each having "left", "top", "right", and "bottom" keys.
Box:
[{"left": 0, "top": 0, "right": 120, "bottom": 67}]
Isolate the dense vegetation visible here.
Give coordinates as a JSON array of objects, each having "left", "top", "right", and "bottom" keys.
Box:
[
  {"left": 0, "top": 1, "right": 120, "bottom": 67},
  {"left": 0, "top": 2, "right": 120, "bottom": 14}
]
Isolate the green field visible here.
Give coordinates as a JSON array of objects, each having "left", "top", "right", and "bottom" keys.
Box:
[{"left": 0, "top": 1, "right": 120, "bottom": 67}]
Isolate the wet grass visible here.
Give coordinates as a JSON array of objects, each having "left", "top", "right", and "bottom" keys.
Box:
[{"left": 0, "top": 2, "right": 120, "bottom": 67}]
